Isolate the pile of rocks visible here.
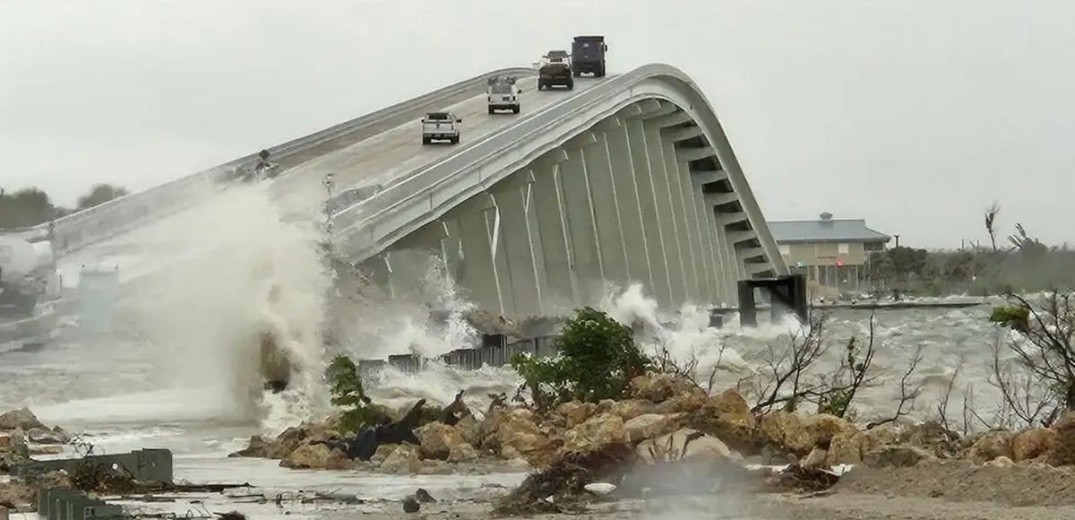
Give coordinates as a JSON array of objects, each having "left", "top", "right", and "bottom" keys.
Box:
[
  {"left": 0, "top": 408, "right": 75, "bottom": 512},
  {"left": 0, "top": 407, "right": 71, "bottom": 474},
  {"left": 233, "top": 372, "right": 1075, "bottom": 482}
]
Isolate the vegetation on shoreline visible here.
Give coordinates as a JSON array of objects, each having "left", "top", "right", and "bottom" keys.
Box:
[
  {"left": 867, "top": 204, "right": 1073, "bottom": 297},
  {"left": 0, "top": 184, "right": 128, "bottom": 230},
  {"left": 509, "top": 306, "right": 651, "bottom": 410}
]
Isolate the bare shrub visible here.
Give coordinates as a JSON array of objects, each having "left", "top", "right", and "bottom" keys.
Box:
[
  {"left": 743, "top": 313, "right": 921, "bottom": 420},
  {"left": 988, "top": 291, "right": 1075, "bottom": 428}
]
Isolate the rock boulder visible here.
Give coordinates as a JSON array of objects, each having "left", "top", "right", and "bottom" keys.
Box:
[
  {"left": 280, "top": 441, "right": 354, "bottom": 470},
  {"left": 27, "top": 427, "right": 69, "bottom": 445},
  {"left": 554, "top": 402, "right": 597, "bottom": 428},
  {"left": 417, "top": 422, "right": 472, "bottom": 461},
  {"left": 637, "top": 428, "right": 736, "bottom": 465},
  {"left": 1012, "top": 428, "right": 1056, "bottom": 462},
  {"left": 607, "top": 399, "right": 656, "bottom": 420},
  {"left": 624, "top": 414, "right": 681, "bottom": 443},
  {"left": 490, "top": 409, "right": 552, "bottom": 463},
  {"left": 967, "top": 430, "right": 1014, "bottom": 464},
  {"left": 629, "top": 373, "right": 705, "bottom": 404},
  {"left": 863, "top": 444, "right": 934, "bottom": 468},
  {"left": 0, "top": 408, "right": 44, "bottom": 432},
  {"left": 686, "top": 389, "right": 756, "bottom": 451},
  {"left": 562, "top": 413, "right": 628, "bottom": 454},
  {"left": 757, "top": 411, "right": 813, "bottom": 456},
  {"left": 380, "top": 444, "right": 422, "bottom": 474}
]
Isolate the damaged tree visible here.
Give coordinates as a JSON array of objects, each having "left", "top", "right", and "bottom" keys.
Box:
[
  {"left": 746, "top": 313, "right": 921, "bottom": 425},
  {"left": 493, "top": 443, "right": 637, "bottom": 515},
  {"left": 312, "top": 398, "right": 426, "bottom": 461},
  {"left": 989, "top": 291, "right": 1075, "bottom": 427}
]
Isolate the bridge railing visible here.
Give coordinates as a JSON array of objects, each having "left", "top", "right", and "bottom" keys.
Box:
[{"left": 41, "top": 66, "right": 537, "bottom": 258}]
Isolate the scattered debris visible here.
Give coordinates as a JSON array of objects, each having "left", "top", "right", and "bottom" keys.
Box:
[
  {"left": 213, "top": 512, "right": 247, "bottom": 520},
  {"left": 313, "top": 399, "right": 426, "bottom": 461},
  {"left": 767, "top": 463, "right": 841, "bottom": 492},
  {"left": 402, "top": 496, "right": 420, "bottom": 513},
  {"left": 584, "top": 482, "right": 617, "bottom": 495},
  {"left": 494, "top": 442, "right": 636, "bottom": 515},
  {"left": 414, "top": 488, "right": 436, "bottom": 503}
]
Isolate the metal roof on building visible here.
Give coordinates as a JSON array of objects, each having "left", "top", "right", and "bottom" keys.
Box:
[{"left": 768, "top": 219, "right": 891, "bottom": 244}]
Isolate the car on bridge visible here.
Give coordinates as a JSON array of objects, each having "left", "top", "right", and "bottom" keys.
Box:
[
  {"left": 571, "top": 35, "right": 608, "bottom": 77},
  {"left": 487, "top": 76, "right": 521, "bottom": 115},
  {"left": 538, "top": 50, "right": 573, "bottom": 90},
  {"left": 421, "top": 112, "right": 463, "bottom": 145}
]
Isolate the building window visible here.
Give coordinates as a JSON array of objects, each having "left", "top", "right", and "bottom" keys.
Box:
[
  {"left": 779, "top": 244, "right": 790, "bottom": 255},
  {"left": 838, "top": 243, "right": 849, "bottom": 254}
]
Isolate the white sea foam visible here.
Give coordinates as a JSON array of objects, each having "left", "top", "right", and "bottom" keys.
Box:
[{"left": 118, "top": 183, "right": 333, "bottom": 431}]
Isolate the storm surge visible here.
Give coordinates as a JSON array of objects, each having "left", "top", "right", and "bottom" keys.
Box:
[{"left": 130, "top": 183, "right": 333, "bottom": 430}]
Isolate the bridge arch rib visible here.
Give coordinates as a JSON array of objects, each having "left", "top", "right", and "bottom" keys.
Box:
[{"left": 334, "top": 64, "right": 788, "bottom": 317}]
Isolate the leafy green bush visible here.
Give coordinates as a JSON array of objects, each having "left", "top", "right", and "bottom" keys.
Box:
[
  {"left": 324, "top": 355, "right": 387, "bottom": 433},
  {"left": 510, "top": 306, "right": 651, "bottom": 409},
  {"left": 989, "top": 304, "right": 1030, "bottom": 333}
]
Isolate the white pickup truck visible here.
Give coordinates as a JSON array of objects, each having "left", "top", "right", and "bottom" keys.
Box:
[{"left": 421, "top": 112, "right": 463, "bottom": 145}]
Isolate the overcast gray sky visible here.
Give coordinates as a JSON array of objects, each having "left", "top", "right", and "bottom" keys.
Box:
[{"left": 1, "top": 0, "right": 1072, "bottom": 249}]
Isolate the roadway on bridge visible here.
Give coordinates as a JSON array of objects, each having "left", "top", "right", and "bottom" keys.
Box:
[
  {"left": 58, "top": 74, "right": 614, "bottom": 285},
  {"left": 270, "top": 75, "right": 611, "bottom": 217}
]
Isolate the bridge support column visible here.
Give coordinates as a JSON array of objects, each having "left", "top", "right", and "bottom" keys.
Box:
[
  {"left": 362, "top": 253, "right": 396, "bottom": 300},
  {"left": 441, "top": 216, "right": 465, "bottom": 292},
  {"left": 588, "top": 122, "right": 631, "bottom": 289},
  {"left": 625, "top": 113, "right": 672, "bottom": 306},
  {"left": 529, "top": 154, "right": 577, "bottom": 312},
  {"left": 560, "top": 137, "right": 605, "bottom": 303},
  {"left": 604, "top": 117, "right": 653, "bottom": 294},
  {"left": 454, "top": 193, "right": 504, "bottom": 315},
  {"left": 690, "top": 171, "right": 728, "bottom": 304},
  {"left": 383, "top": 220, "right": 450, "bottom": 301},
  {"left": 490, "top": 172, "right": 544, "bottom": 318},
  {"left": 668, "top": 154, "right": 706, "bottom": 304},
  {"left": 644, "top": 118, "right": 688, "bottom": 308}
]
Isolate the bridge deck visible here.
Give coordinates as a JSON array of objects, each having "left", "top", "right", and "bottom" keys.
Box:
[{"left": 58, "top": 75, "right": 613, "bottom": 283}]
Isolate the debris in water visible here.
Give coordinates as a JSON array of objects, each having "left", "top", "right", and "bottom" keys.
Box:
[
  {"left": 494, "top": 442, "right": 636, "bottom": 515},
  {"left": 313, "top": 398, "right": 426, "bottom": 460},
  {"left": 584, "top": 482, "right": 617, "bottom": 495},
  {"left": 213, "top": 512, "right": 247, "bottom": 520},
  {"left": 414, "top": 488, "right": 436, "bottom": 503},
  {"left": 768, "top": 463, "right": 841, "bottom": 492},
  {"left": 402, "top": 496, "right": 420, "bottom": 513}
]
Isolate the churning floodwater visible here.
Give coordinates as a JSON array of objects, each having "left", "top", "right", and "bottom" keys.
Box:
[{"left": 0, "top": 183, "right": 1021, "bottom": 507}]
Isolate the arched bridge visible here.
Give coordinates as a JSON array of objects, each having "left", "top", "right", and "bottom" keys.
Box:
[{"left": 40, "top": 63, "right": 787, "bottom": 316}]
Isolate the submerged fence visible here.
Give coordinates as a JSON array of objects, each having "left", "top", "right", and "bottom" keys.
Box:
[{"left": 357, "top": 334, "right": 560, "bottom": 376}]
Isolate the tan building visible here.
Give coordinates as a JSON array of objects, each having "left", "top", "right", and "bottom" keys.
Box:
[{"left": 768, "top": 213, "right": 890, "bottom": 291}]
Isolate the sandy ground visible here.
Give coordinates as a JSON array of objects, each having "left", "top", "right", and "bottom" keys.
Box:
[{"left": 10, "top": 458, "right": 1075, "bottom": 519}]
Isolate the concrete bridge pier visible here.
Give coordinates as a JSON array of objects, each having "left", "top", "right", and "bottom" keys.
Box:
[
  {"left": 489, "top": 173, "right": 544, "bottom": 318},
  {"left": 655, "top": 111, "right": 706, "bottom": 304},
  {"left": 603, "top": 114, "right": 654, "bottom": 297},
  {"left": 379, "top": 222, "right": 450, "bottom": 301},
  {"left": 587, "top": 119, "right": 631, "bottom": 289},
  {"left": 526, "top": 153, "right": 578, "bottom": 313},
  {"left": 558, "top": 134, "right": 607, "bottom": 305},
  {"left": 681, "top": 145, "right": 738, "bottom": 304},
  {"left": 623, "top": 104, "right": 673, "bottom": 305},
  {"left": 453, "top": 193, "right": 505, "bottom": 315},
  {"left": 641, "top": 101, "right": 689, "bottom": 308}
]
